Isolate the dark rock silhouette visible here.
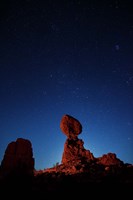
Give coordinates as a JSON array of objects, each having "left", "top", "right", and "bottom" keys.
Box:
[{"left": 0, "top": 138, "right": 34, "bottom": 177}]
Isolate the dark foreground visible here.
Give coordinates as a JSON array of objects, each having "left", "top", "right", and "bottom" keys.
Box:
[{"left": 0, "top": 172, "right": 133, "bottom": 199}]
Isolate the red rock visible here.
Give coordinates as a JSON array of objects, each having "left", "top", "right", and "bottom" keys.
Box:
[
  {"left": 60, "top": 114, "right": 82, "bottom": 139},
  {"left": 62, "top": 138, "right": 95, "bottom": 164},
  {"left": 1, "top": 138, "right": 34, "bottom": 176},
  {"left": 97, "top": 153, "right": 123, "bottom": 166}
]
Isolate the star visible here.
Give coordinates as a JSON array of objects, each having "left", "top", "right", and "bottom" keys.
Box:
[{"left": 115, "top": 44, "right": 120, "bottom": 51}]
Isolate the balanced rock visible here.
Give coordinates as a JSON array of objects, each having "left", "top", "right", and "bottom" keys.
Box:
[
  {"left": 0, "top": 138, "right": 35, "bottom": 176},
  {"left": 60, "top": 114, "right": 82, "bottom": 139},
  {"left": 60, "top": 114, "right": 95, "bottom": 165}
]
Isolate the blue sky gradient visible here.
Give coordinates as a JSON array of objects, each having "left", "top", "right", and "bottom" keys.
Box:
[{"left": 0, "top": 0, "right": 133, "bottom": 170}]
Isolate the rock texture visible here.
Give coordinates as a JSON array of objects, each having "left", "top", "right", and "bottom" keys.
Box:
[
  {"left": 0, "top": 138, "right": 34, "bottom": 176},
  {"left": 60, "top": 114, "right": 82, "bottom": 139},
  {"left": 60, "top": 114, "right": 95, "bottom": 164},
  {"left": 62, "top": 138, "right": 95, "bottom": 164},
  {"left": 97, "top": 152, "right": 124, "bottom": 166}
]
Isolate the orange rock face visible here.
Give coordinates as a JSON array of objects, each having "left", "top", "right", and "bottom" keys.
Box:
[
  {"left": 60, "top": 114, "right": 82, "bottom": 139},
  {"left": 60, "top": 114, "right": 95, "bottom": 165},
  {"left": 97, "top": 153, "right": 123, "bottom": 166},
  {"left": 62, "top": 138, "right": 95, "bottom": 164}
]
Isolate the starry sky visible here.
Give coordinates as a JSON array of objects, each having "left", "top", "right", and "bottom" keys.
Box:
[{"left": 0, "top": 0, "right": 133, "bottom": 170}]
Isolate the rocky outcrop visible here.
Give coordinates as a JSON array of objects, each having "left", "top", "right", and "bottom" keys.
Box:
[
  {"left": 97, "top": 153, "right": 124, "bottom": 166},
  {"left": 0, "top": 115, "right": 133, "bottom": 197},
  {"left": 0, "top": 138, "right": 34, "bottom": 177},
  {"left": 53, "top": 113, "right": 128, "bottom": 176},
  {"left": 62, "top": 138, "right": 95, "bottom": 164},
  {"left": 60, "top": 114, "right": 95, "bottom": 165}
]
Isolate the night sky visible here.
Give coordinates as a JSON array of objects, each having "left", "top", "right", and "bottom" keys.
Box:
[{"left": 0, "top": 0, "right": 133, "bottom": 170}]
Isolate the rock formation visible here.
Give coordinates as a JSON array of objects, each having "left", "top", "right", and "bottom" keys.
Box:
[
  {"left": 0, "top": 115, "right": 133, "bottom": 197},
  {"left": 60, "top": 114, "right": 82, "bottom": 139},
  {"left": 0, "top": 138, "right": 34, "bottom": 177},
  {"left": 97, "top": 152, "right": 123, "bottom": 166},
  {"left": 60, "top": 114, "right": 95, "bottom": 165},
  {"left": 58, "top": 114, "right": 126, "bottom": 172}
]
